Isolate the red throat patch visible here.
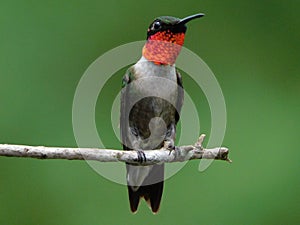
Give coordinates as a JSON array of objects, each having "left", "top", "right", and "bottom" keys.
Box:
[{"left": 142, "top": 31, "right": 185, "bottom": 65}]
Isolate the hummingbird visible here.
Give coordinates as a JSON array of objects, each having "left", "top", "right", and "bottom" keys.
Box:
[{"left": 120, "top": 13, "right": 204, "bottom": 213}]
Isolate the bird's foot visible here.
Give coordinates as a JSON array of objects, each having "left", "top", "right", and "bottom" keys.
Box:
[
  {"left": 136, "top": 150, "right": 146, "bottom": 164},
  {"left": 164, "top": 139, "right": 175, "bottom": 155}
]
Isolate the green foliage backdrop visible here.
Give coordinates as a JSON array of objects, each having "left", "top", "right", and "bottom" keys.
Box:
[{"left": 0, "top": 0, "right": 299, "bottom": 224}]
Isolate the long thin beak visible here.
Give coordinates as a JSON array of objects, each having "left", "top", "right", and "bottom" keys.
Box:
[{"left": 178, "top": 13, "right": 205, "bottom": 25}]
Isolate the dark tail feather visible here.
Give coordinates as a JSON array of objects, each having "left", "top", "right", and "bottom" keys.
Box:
[
  {"left": 127, "top": 164, "right": 164, "bottom": 213},
  {"left": 127, "top": 186, "right": 140, "bottom": 213}
]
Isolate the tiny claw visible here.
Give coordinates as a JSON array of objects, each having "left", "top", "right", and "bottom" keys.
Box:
[
  {"left": 136, "top": 150, "right": 146, "bottom": 164},
  {"left": 168, "top": 146, "right": 177, "bottom": 155},
  {"left": 164, "top": 140, "right": 175, "bottom": 155},
  {"left": 164, "top": 140, "right": 175, "bottom": 149}
]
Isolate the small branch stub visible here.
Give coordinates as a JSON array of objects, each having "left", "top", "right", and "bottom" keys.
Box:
[{"left": 0, "top": 134, "right": 231, "bottom": 165}]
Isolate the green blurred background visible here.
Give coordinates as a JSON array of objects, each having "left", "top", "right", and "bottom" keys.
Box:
[{"left": 0, "top": 0, "right": 299, "bottom": 224}]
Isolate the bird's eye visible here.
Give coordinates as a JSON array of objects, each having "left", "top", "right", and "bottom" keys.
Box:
[{"left": 152, "top": 21, "right": 161, "bottom": 30}]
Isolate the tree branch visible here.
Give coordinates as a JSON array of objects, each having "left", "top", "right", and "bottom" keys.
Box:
[{"left": 0, "top": 134, "right": 231, "bottom": 165}]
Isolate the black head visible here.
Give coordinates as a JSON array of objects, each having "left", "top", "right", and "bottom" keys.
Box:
[{"left": 147, "top": 13, "right": 205, "bottom": 39}]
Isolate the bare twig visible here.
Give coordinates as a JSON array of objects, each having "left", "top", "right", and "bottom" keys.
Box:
[{"left": 0, "top": 134, "right": 231, "bottom": 165}]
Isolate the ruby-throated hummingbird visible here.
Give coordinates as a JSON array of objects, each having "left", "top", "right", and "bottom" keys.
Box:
[{"left": 120, "top": 13, "right": 204, "bottom": 213}]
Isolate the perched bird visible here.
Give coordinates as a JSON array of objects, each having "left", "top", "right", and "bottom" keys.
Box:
[{"left": 120, "top": 13, "right": 204, "bottom": 213}]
